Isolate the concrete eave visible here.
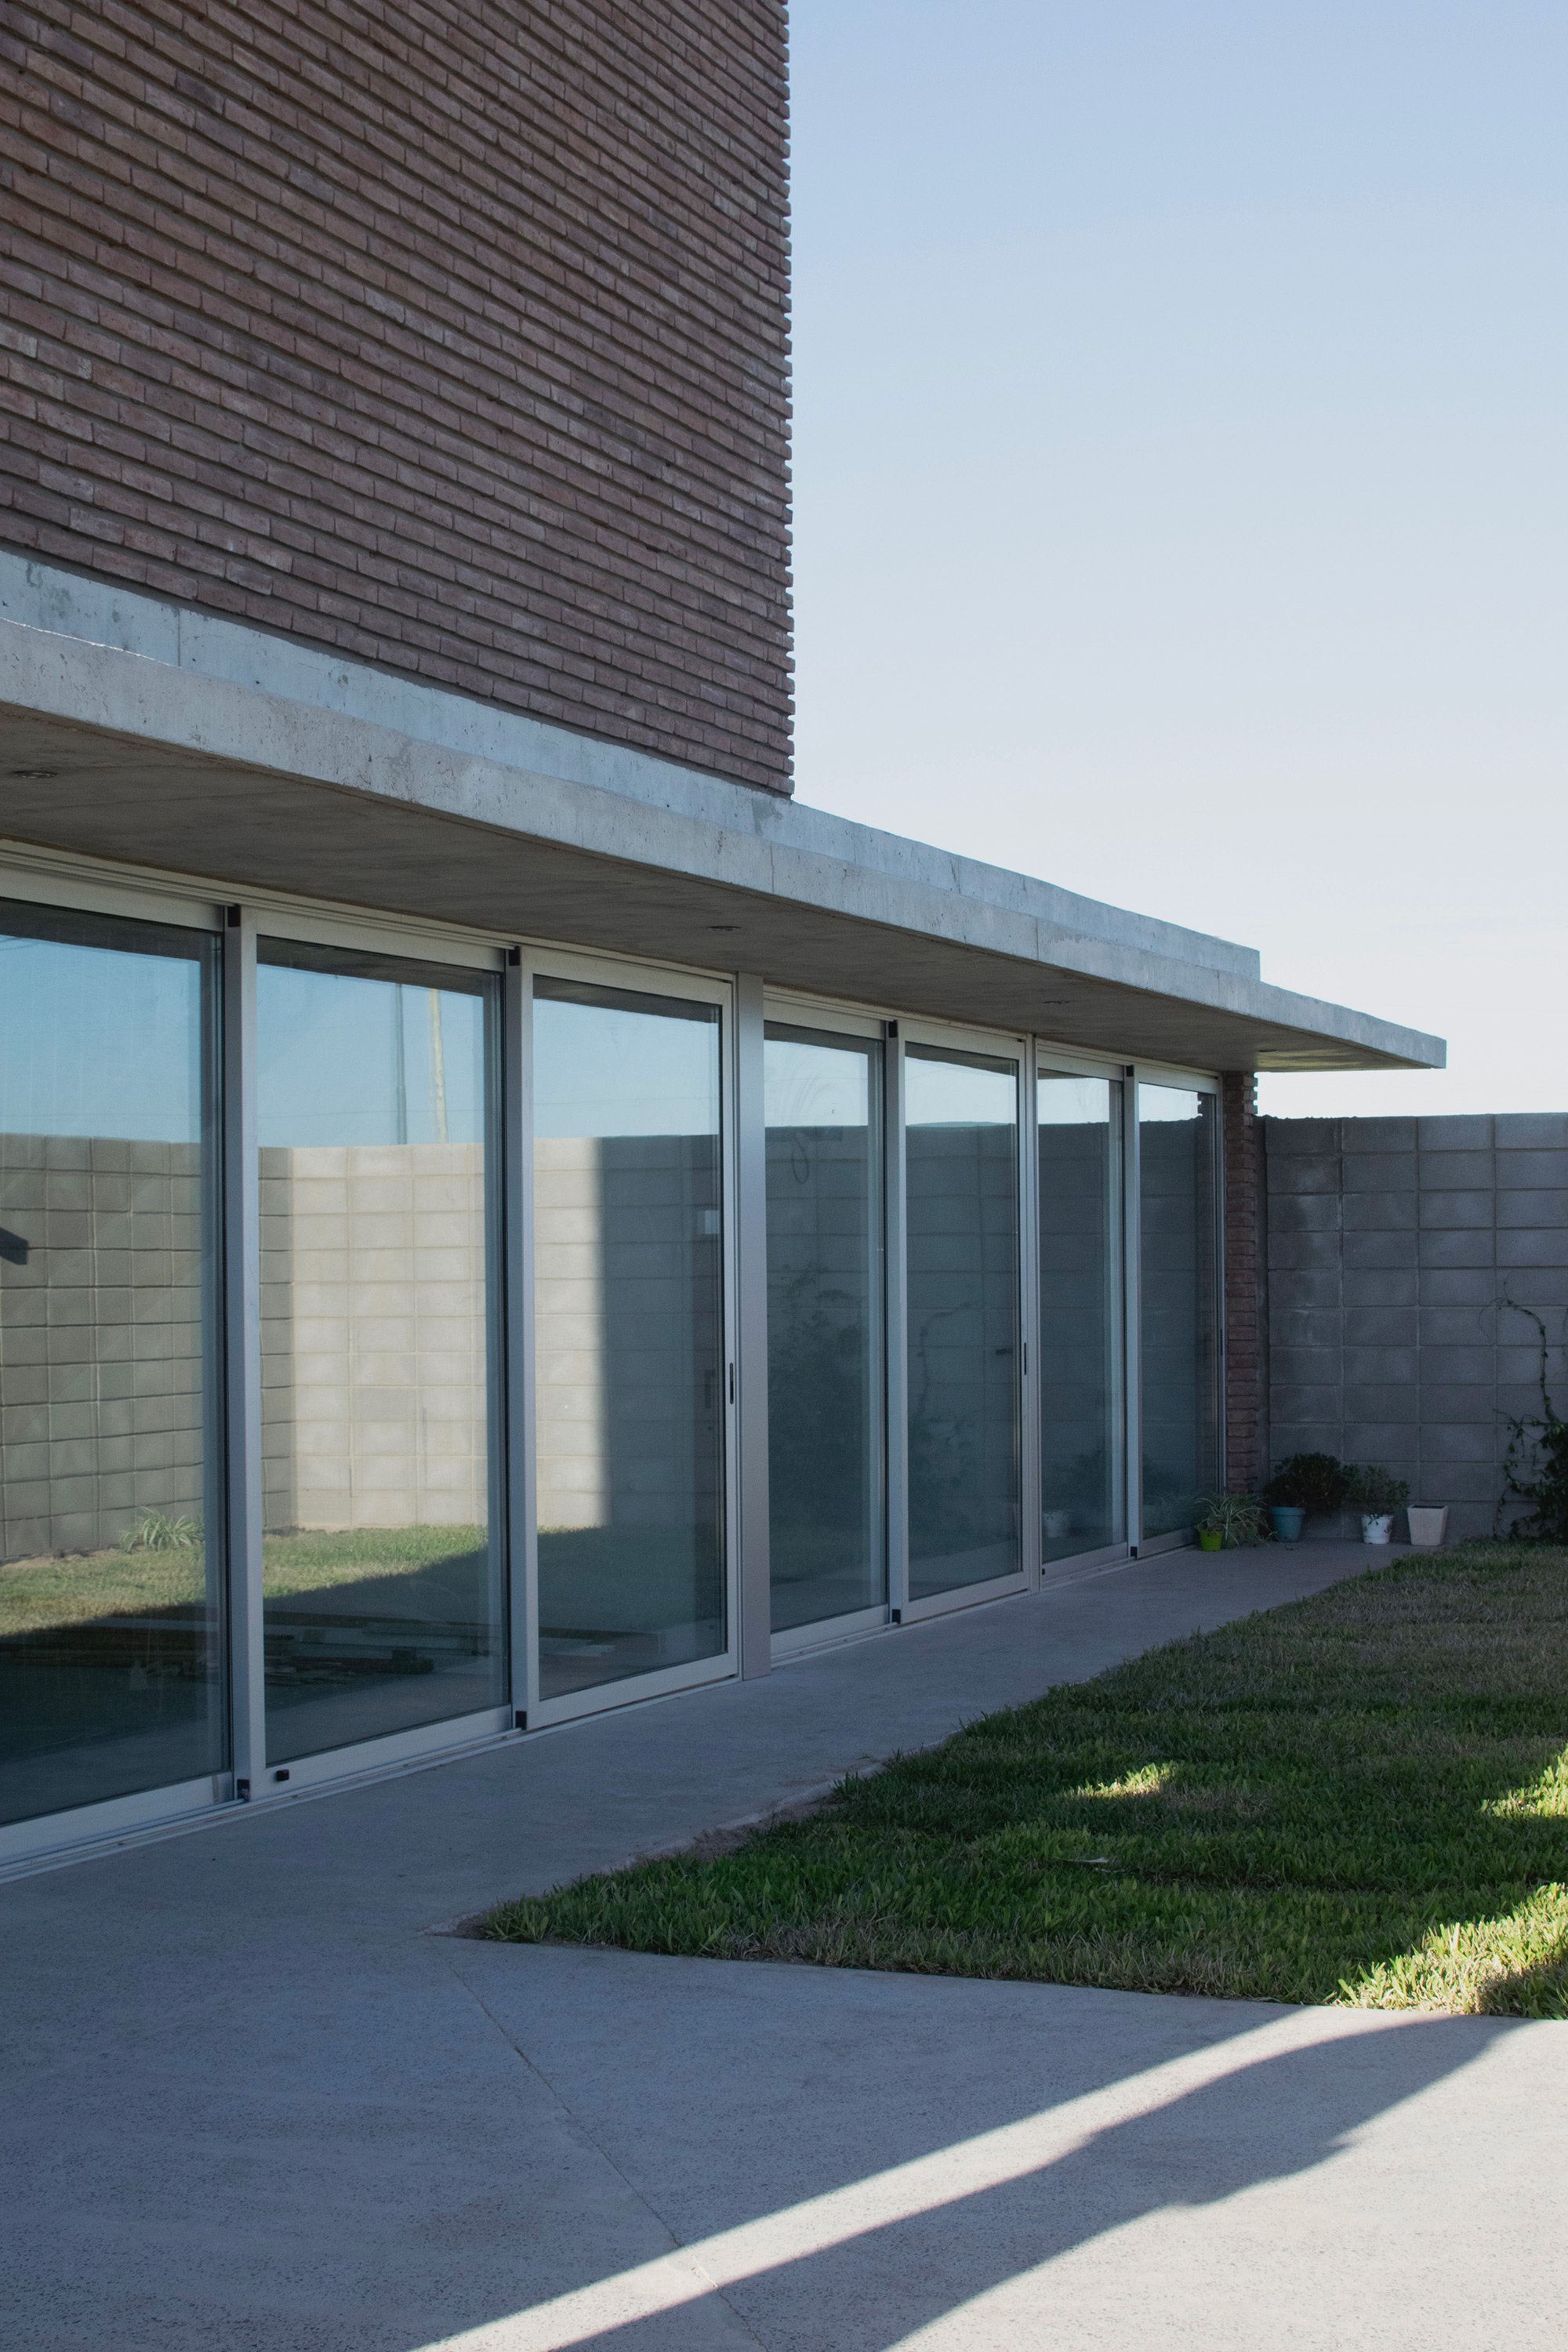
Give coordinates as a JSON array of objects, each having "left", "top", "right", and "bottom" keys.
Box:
[{"left": 0, "top": 589, "right": 1445, "bottom": 1077}]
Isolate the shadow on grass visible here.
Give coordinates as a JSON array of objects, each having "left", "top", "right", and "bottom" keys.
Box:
[{"left": 487, "top": 1544, "right": 1568, "bottom": 2016}]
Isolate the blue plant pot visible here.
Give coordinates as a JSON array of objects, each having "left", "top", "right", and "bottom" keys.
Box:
[{"left": 1270, "top": 1505, "right": 1305, "bottom": 1541}]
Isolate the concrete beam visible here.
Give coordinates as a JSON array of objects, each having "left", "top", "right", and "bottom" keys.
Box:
[{"left": 0, "top": 559, "right": 1445, "bottom": 1076}]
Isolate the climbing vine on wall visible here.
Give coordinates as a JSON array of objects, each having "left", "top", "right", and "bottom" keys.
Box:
[{"left": 1498, "top": 1301, "right": 1568, "bottom": 1544}]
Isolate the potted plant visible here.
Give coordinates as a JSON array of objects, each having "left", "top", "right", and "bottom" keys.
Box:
[
  {"left": 1406, "top": 1504, "right": 1448, "bottom": 1546},
  {"left": 1195, "top": 1492, "right": 1267, "bottom": 1550},
  {"left": 1262, "top": 1452, "right": 1351, "bottom": 1541},
  {"left": 1348, "top": 1463, "right": 1410, "bottom": 1544}
]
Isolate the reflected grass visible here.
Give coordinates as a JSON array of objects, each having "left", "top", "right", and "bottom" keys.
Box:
[
  {"left": 485, "top": 1544, "right": 1568, "bottom": 2016},
  {"left": 0, "top": 1524, "right": 486, "bottom": 1635}
]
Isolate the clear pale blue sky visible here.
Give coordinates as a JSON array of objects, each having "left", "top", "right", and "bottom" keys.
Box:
[{"left": 789, "top": 2, "right": 1567, "bottom": 1116}]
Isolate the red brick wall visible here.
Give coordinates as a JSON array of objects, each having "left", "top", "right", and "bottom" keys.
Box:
[
  {"left": 0, "top": 0, "right": 792, "bottom": 791},
  {"left": 1221, "top": 1071, "right": 1264, "bottom": 1493}
]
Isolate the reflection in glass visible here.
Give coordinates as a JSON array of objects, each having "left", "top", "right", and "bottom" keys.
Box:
[
  {"left": 905, "top": 1045, "right": 1021, "bottom": 1601},
  {"left": 257, "top": 942, "right": 503, "bottom": 1763},
  {"left": 1139, "top": 1085, "right": 1221, "bottom": 1536},
  {"left": 533, "top": 978, "right": 724, "bottom": 1700},
  {"left": 1038, "top": 1072, "right": 1123, "bottom": 1562},
  {"left": 765, "top": 1025, "right": 884, "bottom": 1633},
  {"left": 0, "top": 901, "right": 223, "bottom": 1827}
]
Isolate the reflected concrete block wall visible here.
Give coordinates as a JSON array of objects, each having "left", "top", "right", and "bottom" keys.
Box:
[
  {"left": 766, "top": 1125, "right": 873, "bottom": 1537},
  {"left": 260, "top": 1142, "right": 486, "bottom": 1532},
  {"left": 0, "top": 1135, "right": 205, "bottom": 1561},
  {"left": 534, "top": 1136, "right": 607, "bottom": 1532},
  {"left": 1265, "top": 1113, "right": 1568, "bottom": 1540},
  {"left": 1038, "top": 1120, "right": 1115, "bottom": 1533},
  {"left": 1141, "top": 1116, "right": 1221, "bottom": 1527},
  {"left": 906, "top": 1125, "right": 1018, "bottom": 1552},
  {"left": 535, "top": 1134, "right": 720, "bottom": 1536}
]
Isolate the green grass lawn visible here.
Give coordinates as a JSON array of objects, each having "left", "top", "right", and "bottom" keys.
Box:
[{"left": 484, "top": 1544, "right": 1568, "bottom": 2016}]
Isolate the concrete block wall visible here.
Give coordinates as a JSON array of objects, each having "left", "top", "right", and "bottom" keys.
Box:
[
  {"left": 1221, "top": 1073, "right": 1265, "bottom": 1494},
  {"left": 1264, "top": 1113, "right": 1568, "bottom": 1540},
  {"left": 0, "top": 1134, "right": 206, "bottom": 1562}
]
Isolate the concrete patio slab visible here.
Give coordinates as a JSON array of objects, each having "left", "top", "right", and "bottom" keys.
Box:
[{"left": 6, "top": 1541, "right": 1558, "bottom": 2351}]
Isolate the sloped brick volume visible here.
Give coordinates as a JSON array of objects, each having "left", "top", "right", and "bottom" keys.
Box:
[{"left": 0, "top": 0, "right": 793, "bottom": 789}]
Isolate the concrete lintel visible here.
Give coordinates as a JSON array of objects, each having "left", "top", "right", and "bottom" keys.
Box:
[{"left": 0, "top": 571, "right": 1446, "bottom": 1076}]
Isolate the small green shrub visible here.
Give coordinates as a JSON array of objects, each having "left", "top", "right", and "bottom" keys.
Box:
[
  {"left": 117, "top": 1509, "right": 201, "bottom": 1553},
  {"left": 1195, "top": 1490, "right": 1268, "bottom": 1546},
  {"left": 1348, "top": 1464, "right": 1410, "bottom": 1519},
  {"left": 1264, "top": 1452, "right": 1351, "bottom": 1515}
]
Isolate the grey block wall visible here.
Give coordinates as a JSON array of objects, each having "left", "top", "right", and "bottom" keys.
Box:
[
  {"left": 1265, "top": 1114, "right": 1568, "bottom": 1540},
  {"left": 0, "top": 1134, "right": 208, "bottom": 1562}
]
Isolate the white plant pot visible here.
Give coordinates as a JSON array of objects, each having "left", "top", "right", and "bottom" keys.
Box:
[
  {"left": 1406, "top": 1505, "right": 1448, "bottom": 1547},
  {"left": 1361, "top": 1514, "right": 1393, "bottom": 1545}
]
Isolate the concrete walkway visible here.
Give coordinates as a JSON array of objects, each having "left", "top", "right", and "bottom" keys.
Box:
[{"left": 3, "top": 1544, "right": 1563, "bottom": 2350}]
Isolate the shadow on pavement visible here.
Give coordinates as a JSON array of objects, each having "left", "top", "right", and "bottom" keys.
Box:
[{"left": 566, "top": 2015, "right": 1495, "bottom": 2350}]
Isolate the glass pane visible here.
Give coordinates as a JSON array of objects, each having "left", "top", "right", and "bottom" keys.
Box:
[
  {"left": 765, "top": 1025, "right": 884, "bottom": 1633},
  {"left": 257, "top": 942, "right": 503, "bottom": 1763},
  {"left": 534, "top": 977, "right": 725, "bottom": 1700},
  {"left": 905, "top": 1044, "right": 1021, "bottom": 1601},
  {"left": 1139, "top": 1084, "right": 1221, "bottom": 1536},
  {"left": 0, "top": 901, "right": 223, "bottom": 1828},
  {"left": 1039, "top": 1072, "right": 1123, "bottom": 1562}
]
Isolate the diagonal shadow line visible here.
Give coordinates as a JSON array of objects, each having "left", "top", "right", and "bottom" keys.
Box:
[
  {"left": 446, "top": 1954, "right": 771, "bottom": 2349},
  {"left": 422, "top": 2006, "right": 1499, "bottom": 2352}
]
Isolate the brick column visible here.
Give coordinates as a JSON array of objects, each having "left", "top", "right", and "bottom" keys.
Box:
[{"left": 1221, "top": 1073, "right": 1264, "bottom": 1493}]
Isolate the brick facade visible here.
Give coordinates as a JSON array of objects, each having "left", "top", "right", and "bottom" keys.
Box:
[
  {"left": 1221, "top": 1071, "right": 1264, "bottom": 1494},
  {"left": 0, "top": 0, "right": 792, "bottom": 790}
]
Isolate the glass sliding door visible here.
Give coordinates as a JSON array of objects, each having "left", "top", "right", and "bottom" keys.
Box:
[
  {"left": 764, "top": 1023, "right": 884, "bottom": 1635},
  {"left": 905, "top": 1043, "right": 1022, "bottom": 1602},
  {"left": 1038, "top": 1070, "right": 1123, "bottom": 1563},
  {"left": 533, "top": 977, "right": 726, "bottom": 1701},
  {"left": 256, "top": 941, "right": 504, "bottom": 1762},
  {"left": 0, "top": 900, "right": 224, "bottom": 1828},
  {"left": 1138, "top": 1083, "right": 1221, "bottom": 1537}
]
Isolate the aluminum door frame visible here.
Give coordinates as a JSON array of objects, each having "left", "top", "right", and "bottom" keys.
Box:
[
  {"left": 759, "top": 991, "right": 891, "bottom": 1664},
  {"left": 895, "top": 1010, "right": 1036, "bottom": 1627},
  {"left": 232, "top": 903, "right": 514, "bottom": 1800},
  {"left": 1033, "top": 1040, "right": 1133, "bottom": 1581},
  {"left": 518, "top": 942, "right": 741, "bottom": 1732},
  {"left": 1131, "top": 1062, "right": 1223, "bottom": 1557}
]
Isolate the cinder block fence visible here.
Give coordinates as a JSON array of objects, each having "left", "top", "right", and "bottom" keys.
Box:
[{"left": 1262, "top": 1113, "right": 1568, "bottom": 1539}]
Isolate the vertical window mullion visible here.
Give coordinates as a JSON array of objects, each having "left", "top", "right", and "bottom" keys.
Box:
[
  {"left": 884, "top": 1026, "right": 909, "bottom": 1617},
  {"left": 503, "top": 949, "right": 532, "bottom": 1726},
  {"left": 1019, "top": 1051, "right": 1042, "bottom": 1588},
  {"left": 223, "top": 908, "right": 266, "bottom": 1798},
  {"left": 1123, "top": 1069, "right": 1143, "bottom": 1552},
  {"left": 733, "top": 975, "right": 771, "bottom": 1678}
]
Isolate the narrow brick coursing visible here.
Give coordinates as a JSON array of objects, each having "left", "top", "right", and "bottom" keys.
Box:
[{"left": 0, "top": 0, "right": 793, "bottom": 789}]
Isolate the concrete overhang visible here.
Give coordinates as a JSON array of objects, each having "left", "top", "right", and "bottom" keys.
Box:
[{"left": 0, "top": 566, "right": 1444, "bottom": 1077}]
